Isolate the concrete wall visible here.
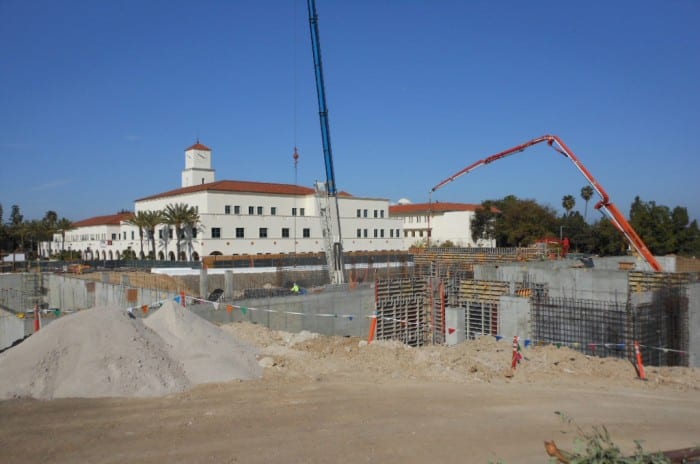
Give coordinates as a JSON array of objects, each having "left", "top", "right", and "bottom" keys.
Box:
[
  {"left": 498, "top": 296, "right": 531, "bottom": 341},
  {"left": 0, "top": 309, "right": 25, "bottom": 351},
  {"left": 474, "top": 262, "right": 629, "bottom": 302},
  {"left": 689, "top": 283, "right": 700, "bottom": 368},
  {"left": 47, "top": 275, "right": 179, "bottom": 311},
  {"left": 187, "top": 286, "right": 376, "bottom": 338}
]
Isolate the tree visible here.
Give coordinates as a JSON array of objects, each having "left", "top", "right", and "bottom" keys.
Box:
[
  {"left": 562, "top": 195, "right": 576, "bottom": 216},
  {"left": 163, "top": 203, "right": 199, "bottom": 261},
  {"left": 472, "top": 195, "right": 558, "bottom": 247},
  {"left": 580, "top": 185, "right": 594, "bottom": 221},
  {"left": 591, "top": 218, "right": 627, "bottom": 256},
  {"left": 629, "top": 196, "right": 676, "bottom": 255},
  {"left": 42, "top": 210, "right": 58, "bottom": 256},
  {"left": 140, "top": 210, "right": 163, "bottom": 259},
  {"left": 126, "top": 211, "right": 150, "bottom": 258},
  {"left": 56, "top": 218, "right": 74, "bottom": 253}
]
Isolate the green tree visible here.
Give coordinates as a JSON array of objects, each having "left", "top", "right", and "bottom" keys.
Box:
[
  {"left": 591, "top": 218, "right": 627, "bottom": 256},
  {"left": 163, "top": 203, "right": 199, "bottom": 261},
  {"left": 562, "top": 195, "right": 576, "bottom": 216},
  {"left": 580, "top": 185, "right": 594, "bottom": 221},
  {"left": 126, "top": 211, "right": 150, "bottom": 259},
  {"left": 56, "top": 218, "right": 74, "bottom": 254},
  {"left": 141, "top": 210, "right": 163, "bottom": 259},
  {"left": 629, "top": 196, "right": 676, "bottom": 255},
  {"left": 472, "top": 195, "right": 558, "bottom": 247},
  {"left": 42, "top": 210, "right": 58, "bottom": 256}
]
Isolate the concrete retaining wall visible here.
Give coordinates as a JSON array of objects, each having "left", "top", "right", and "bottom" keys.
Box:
[
  {"left": 188, "top": 286, "right": 376, "bottom": 338},
  {"left": 0, "top": 309, "right": 25, "bottom": 351}
]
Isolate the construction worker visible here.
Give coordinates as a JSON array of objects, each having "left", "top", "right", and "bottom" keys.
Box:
[
  {"left": 291, "top": 282, "right": 300, "bottom": 294},
  {"left": 511, "top": 335, "right": 523, "bottom": 369}
]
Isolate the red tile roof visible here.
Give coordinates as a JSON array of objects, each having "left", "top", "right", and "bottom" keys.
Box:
[
  {"left": 135, "top": 180, "right": 340, "bottom": 202},
  {"left": 186, "top": 142, "right": 211, "bottom": 151},
  {"left": 389, "top": 202, "right": 484, "bottom": 214},
  {"left": 73, "top": 212, "right": 134, "bottom": 227}
]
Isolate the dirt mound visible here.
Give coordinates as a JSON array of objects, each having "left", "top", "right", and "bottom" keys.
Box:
[
  {"left": 0, "top": 306, "right": 190, "bottom": 399},
  {"left": 143, "top": 301, "right": 262, "bottom": 384},
  {"left": 221, "top": 322, "right": 700, "bottom": 390},
  {"left": 0, "top": 303, "right": 262, "bottom": 400}
]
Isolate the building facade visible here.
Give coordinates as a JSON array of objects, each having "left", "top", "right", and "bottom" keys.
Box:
[
  {"left": 41, "top": 142, "right": 405, "bottom": 261},
  {"left": 389, "top": 202, "right": 496, "bottom": 249}
]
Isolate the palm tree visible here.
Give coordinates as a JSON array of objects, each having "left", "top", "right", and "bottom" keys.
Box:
[
  {"left": 125, "top": 211, "right": 150, "bottom": 259},
  {"left": 580, "top": 185, "right": 594, "bottom": 221},
  {"left": 140, "top": 210, "right": 163, "bottom": 260},
  {"left": 562, "top": 195, "right": 576, "bottom": 216},
  {"left": 42, "top": 210, "right": 58, "bottom": 256},
  {"left": 56, "top": 217, "right": 74, "bottom": 254},
  {"left": 163, "top": 203, "right": 199, "bottom": 261}
]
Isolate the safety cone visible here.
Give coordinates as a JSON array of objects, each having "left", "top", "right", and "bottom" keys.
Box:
[
  {"left": 367, "top": 315, "right": 377, "bottom": 344},
  {"left": 634, "top": 341, "right": 647, "bottom": 380},
  {"left": 33, "top": 305, "right": 41, "bottom": 332}
]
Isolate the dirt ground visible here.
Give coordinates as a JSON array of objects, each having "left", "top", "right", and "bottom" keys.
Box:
[{"left": 1, "top": 321, "right": 698, "bottom": 464}]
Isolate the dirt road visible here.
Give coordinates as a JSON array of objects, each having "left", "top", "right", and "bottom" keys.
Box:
[
  {"left": 1, "top": 321, "right": 698, "bottom": 463},
  {"left": 1, "top": 377, "right": 698, "bottom": 464}
]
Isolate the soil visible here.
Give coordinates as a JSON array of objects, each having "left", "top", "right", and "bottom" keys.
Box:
[{"left": 0, "top": 313, "right": 698, "bottom": 464}]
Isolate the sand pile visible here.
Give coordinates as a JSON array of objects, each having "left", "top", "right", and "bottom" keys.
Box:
[
  {"left": 0, "top": 303, "right": 261, "bottom": 400},
  {"left": 143, "top": 301, "right": 261, "bottom": 384}
]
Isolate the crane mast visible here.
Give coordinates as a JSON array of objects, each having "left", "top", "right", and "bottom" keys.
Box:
[
  {"left": 430, "top": 135, "right": 663, "bottom": 272},
  {"left": 307, "top": 0, "right": 345, "bottom": 284}
]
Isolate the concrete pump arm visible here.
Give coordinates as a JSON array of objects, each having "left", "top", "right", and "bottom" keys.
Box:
[{"left": 430, "top": 135, "right": 662, "bottom": 272}]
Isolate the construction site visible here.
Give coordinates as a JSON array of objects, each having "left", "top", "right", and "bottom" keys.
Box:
[{"left": 2, "top": 1, "right": 699, "bottom": 462}]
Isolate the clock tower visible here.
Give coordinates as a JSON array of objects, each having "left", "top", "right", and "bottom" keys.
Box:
[{"left": 182, "top": 140, "right": 215, "bottom": 187}]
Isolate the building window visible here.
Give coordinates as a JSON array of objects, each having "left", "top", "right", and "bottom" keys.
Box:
[
  {"left": 363, "top": 229, "right": 368, "bottom": 238},
  {"left": 271, "top": 207, "right": 277, "bottom": 216},
  {"left": 416, "top": 216, "right": 421, "bottom": 223},
  {"left": 300, "top": 208, "right": 305, "bottom": 216},
  {"left": 380, "top": 229, "right": 385, "bottom": 238},
  {"left": 112, "top": 233, "right": 117, "bottom": 240},
  {"left": 374, "top": 210, "right": 378, "bottom": 218},
  {"left": 257, "top": 206, "right": 263, "bottom": 215},
  {"left": 302, "top": 228, "right": 310, "bottom": 238},
  {"left": 381, "top": 210, "right": 385, "bottom": 218},
  {"left": 374, "top": 229, "right": 378, "bottom": 238},
  {"left": 259, "top": 228, "right": 267, "bottom": 238},
  {"left": 131, "top": 231, "right": 135, "bottom": 240},
  {"left": 236, "top": 228, "right": 244, "bottom": 238},
  {"left": 192, "top": 227, "right": 197, "bottom": 238},
  {"left": 419, "top": 230, "right": 424, "bottom": 237},
  {"left": 248, "top": 206, "right": 254, "bottom": 215},
  {"left": 234, "top": 205, "right": 241, "bottom": 215},
  {"left": 356, "top": 209, "right": 361, "bottom": 218},
  {"left": 396, "top": 229, "right": 400, "bottom": 237},
  {"left": 357, "top": 228, "right": 361, "bottom": 238},
  {"left": 212, "top": 227, "right": 221, "bottom": 238},
  {"left": 363, "top": 209, "right": 368, "bottom": 218},
  {"left": 168, "top": 228, "right": 173, "bottom": 239},
  {"left": 225, "top": 205, "right": 231, "bottom": 214},
  {"left": 292, "top": 208, "right": 297, "bottom": 216},
  {"left": 390, "top": 229, "right": 394, "bottom": 238},
  {"left": 282, "top": 228, "right": 289, "bottom": 238}
]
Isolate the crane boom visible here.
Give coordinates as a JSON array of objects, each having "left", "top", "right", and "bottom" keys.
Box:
[
  {"left": 431, "top": 134, "right": 663, "bottom": 272},
  {"left": 307, "top": 0, "right": 345, "bottom": 284}
]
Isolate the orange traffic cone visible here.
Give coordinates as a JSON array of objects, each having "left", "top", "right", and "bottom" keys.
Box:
[
  {"left": 634, "top": 341, "right": 647, "bottom": 380},
  {"left": 33, "top": 305, "right": 41, "bottom": 332},
  {"left": 367, "top": 315, "right": 377, "bottom": 344}
]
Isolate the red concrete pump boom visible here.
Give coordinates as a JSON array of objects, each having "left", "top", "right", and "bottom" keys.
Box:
[{"left": 430, "top": 134, "right": 663, "bottom": 272}]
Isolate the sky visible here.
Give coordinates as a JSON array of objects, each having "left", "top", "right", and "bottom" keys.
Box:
[{"left": 2, "top": 0, "right": 699, "bottom": 224}]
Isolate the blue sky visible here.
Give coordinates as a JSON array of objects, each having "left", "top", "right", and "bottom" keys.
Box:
[{"left": 2, "top": 0, "right": 699, "bottom": 224}]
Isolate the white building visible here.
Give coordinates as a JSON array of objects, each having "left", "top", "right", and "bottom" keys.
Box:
[
  {"left": 42, "top": 142, "right": 405, "bottom": 261},
  {"left": 389, "top": 201, "right": 496, "bottom": 249}
]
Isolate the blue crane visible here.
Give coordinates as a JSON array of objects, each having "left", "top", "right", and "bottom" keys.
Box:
[{"left": 307, "top": 0, "right": 345, "bottom": 284}]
